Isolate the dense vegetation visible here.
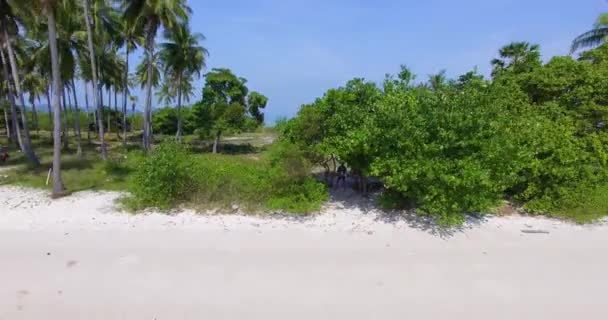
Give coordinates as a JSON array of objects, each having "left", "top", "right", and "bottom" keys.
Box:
[
  {"left": 280, "top": 43, "right": 608, "bottom": 224},
  {"left": 0, "top": 1, "right": 607, "bottom": 224}
]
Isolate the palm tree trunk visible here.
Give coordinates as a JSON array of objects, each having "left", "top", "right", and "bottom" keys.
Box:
[
  {"left": 114, "top": 89, "right": 120, "bottom": 140},
  {"left": 2, "top": 32, "right": 39, "bottom": 166},
  {"left": 0, "top": 48, "right": 38, "bottom": 165},
  {"left": 114, "top": 89, "right": 118, "bottom": 112},
  {"left": 99, "top": 85, "right": 104, "bottom": 107},
  {"left": 46, "top": 7, "right": 66, "bottom": 196},
  {"left": 67, "top": 91, "right": 73, "bottom": 112},
  {"left": 46, "top": 86, "right": 52, "bottom": 128},
  {"left": 143, "top": 22, "right": 157, "bottom": 151},
  {"left": 83, "top": 0, "right": 107, "bottom": 160},
  {"left": 61, "top": 88, "right": 69, "bottom": 150},
  {"left": 122, "top": 45, "right": 129, "bottom": 147},
  {"left": 3, "top": 106, "right": 10, "bottom": 142},
  {"left": 30, "top": 96, "right": 38, "bottom": 133},
  {"left": 84, "top": 81, "right": 91, "bottom": 141},
  {"left": 107, "top": 88, "right": 111, "bottom": 135},
  {"left": 71, "top": 79, "right": 83, "bottom": 156},
  {"left": 176, "top": 73, "right": 183, "bottom": 142}
]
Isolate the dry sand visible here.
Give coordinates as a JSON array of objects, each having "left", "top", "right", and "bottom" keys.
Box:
[{"left": 0, "top": 186, "right": 607, "bottom": 320}]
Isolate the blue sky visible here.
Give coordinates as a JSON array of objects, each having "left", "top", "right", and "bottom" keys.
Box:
[{"left": 103, "top": 0, "right": 606, "bottom": 123}]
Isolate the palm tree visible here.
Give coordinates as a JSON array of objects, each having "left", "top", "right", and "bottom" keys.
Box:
[
  {"left": 134, "top": 51, "right": 162, "bottom": 89},
  {"left": 572, "top": 13, "right": 608, "bottom": 53},
  {"left": 22, "top": 71, "right": 46, "bottom": 132},
  {"left": 122, "top": 0, "right": 191, "bottom": 151},
  {"left": 118, "top": 20, "right": 142, "bottom": 147},
  {"left": 491, "top": 42, "right": 541, "bottom": 77},
  {"left": 0, "top": 0, "right": 40, "bottom": 165},
  {"left": 82, "top": 0, "right": 107, "bottom": 159},
  {"left": 14, "top": 0, "right": 66, "bottom": 194},
  {"left": 159, "top": 22, "right": 207, "bottom": 141}
]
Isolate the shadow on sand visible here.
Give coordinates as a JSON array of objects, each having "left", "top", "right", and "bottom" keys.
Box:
[{"left": 325, "top": 177, "right": 488, "bottom": 239}]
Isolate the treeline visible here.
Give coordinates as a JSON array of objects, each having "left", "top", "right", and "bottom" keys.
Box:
[{"left": 280, "top": 42, "right": 608, "bottom": 224}]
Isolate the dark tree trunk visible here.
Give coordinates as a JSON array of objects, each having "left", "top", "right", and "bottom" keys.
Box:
[
  {"left": 175, "top": 73, "right": 183, "bottom": 142},
  {"left": 71, "top": 79, "right": 83, "bottom": 156},
  {"left": 3, "top": 105, "right": 14, "bottom": 146},
  {"left": 212, "top": 131, "right": 221, "bottom": 154},
  {"left": 61, "top": 88, "right": 69, "bottom": 150},
  {"left": 46, "top": 87, "right": 52, "bottom": 128},
  {"left": 30, "top": 96, "right": 38, "bottom": 133},
  {"left": 84, "top": 81, "right": 91, "bottom": 142},
  {"left": 114, "top": 89, "right": 120, "bottom": 139},
  {"left": 122, "top": 45, "right": 129, "bottom": 147}
]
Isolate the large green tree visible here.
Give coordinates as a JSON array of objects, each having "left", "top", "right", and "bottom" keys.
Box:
[{"left": 192, "top": 68, "right": 249, "bottom": 153}]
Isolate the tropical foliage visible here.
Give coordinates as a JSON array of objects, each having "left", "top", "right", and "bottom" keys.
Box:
[{"left": 281, "top": 43, "right": 608, "bottom": 224}]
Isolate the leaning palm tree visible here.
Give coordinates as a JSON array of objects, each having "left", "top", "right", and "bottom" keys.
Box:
[
  {"left": 159, "top": 22, "right": 207, "bottom": 141},
  {"left": 122, "top": 0, "right": 191, "bottom": 151},
  {"left": 571, "top": 13, "right": 608, "bottom": 53}
]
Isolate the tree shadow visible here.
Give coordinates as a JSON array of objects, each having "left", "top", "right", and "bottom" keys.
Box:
[
  {"left": 323, "top": 176, "right": 488, "bottom": 239},
  {"left": 191, "top": 142, "right": 260, "bottom": 155}
]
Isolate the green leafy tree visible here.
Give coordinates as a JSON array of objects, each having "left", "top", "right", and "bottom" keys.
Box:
[
  {"left": 247, "top": 91, "right": 267, "bottom": 125},
  {"left": 192, "top": 68, "right": 248, "bottom": 153}
]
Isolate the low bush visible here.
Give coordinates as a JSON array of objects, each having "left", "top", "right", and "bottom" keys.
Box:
[
  {"left": 127, "top": 142, "right": 194, "bottom": 209},
  {"left": 126, "top": 141, "right": 328, "bottom": 214}
]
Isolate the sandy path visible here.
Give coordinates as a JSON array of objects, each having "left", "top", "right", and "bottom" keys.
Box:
[{"left": 1, "top": 186, "right": 607, "bottom": 320}]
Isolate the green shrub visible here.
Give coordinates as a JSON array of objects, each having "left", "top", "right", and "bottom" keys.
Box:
[
  {"left": 125, "top": 141, "right": 328, "bottom": 214},
  {"left": 266, "top": 178, "right": 328, "bottom": 214},
  {"left": 127, "top": 142, "right": 194, "bottom": 209},
  {"left": 525, "top": 183, "right": 608, "bottom": 223}
]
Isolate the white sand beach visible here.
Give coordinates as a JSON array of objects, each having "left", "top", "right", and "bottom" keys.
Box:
[{"left": 1, "top": 186, "right": 607, "bottom": 320}]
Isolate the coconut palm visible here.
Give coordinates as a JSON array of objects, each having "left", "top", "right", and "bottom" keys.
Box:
[
  {"left": 572, "top": 13, "right": 608, "bottom": 53},
  {"left": 117, "top": 20, "right": 142, "bottom": 146},
  {"left": 159, "top": 22, "right": 207, "bottom": 141},
  {"left": 134, "top": 51, "right": 162, "bottom": 89},
  {"left": 0, "top": 0, "right": 40, "bottom": 166},
  {"left": 491, "top": 42, "right": 541, "bottom": 77},
  {"left": 122, "top": 0, "right": 191, "bottom": 150},
  {"left": 22, "top": 71, "right": 46, "bottom": 132},
  {"left": 82, "top": 0, "right": 107, "bottom": 159},
  {"left": 13, "top": 0, "right": 65, "bottom": 195}
]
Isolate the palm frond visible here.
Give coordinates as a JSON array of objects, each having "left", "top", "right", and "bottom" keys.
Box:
[{"left": 571, "top": 26, "right": 608, "bottom": 53}]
